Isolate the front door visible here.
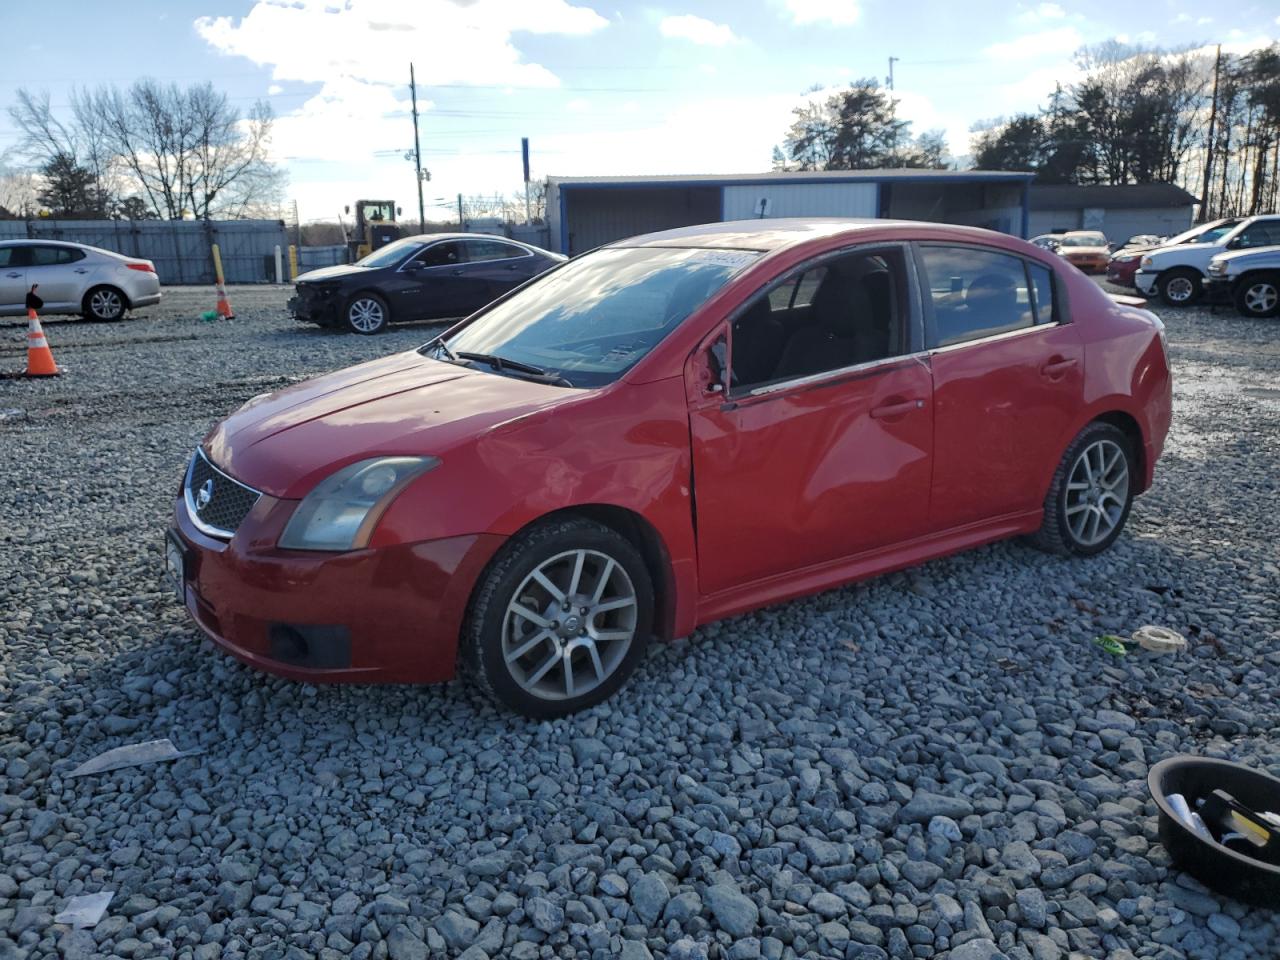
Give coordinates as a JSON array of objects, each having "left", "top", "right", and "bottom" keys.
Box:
[
  {"left": 399, "top": 240, "right": 489, "bottom": 320},
  {"left": 917, "top": 243, "right": 1085, "bottom": 531},
  {"left": 688, "top": 245, "right": 934, "bottom": 596},
  {"left": 25, "top": 245, "right": 88, "bottom": 310}
]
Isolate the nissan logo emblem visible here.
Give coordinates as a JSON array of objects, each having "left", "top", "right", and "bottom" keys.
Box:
[{"left": 195, "top": 478, "right": 214, "bottom": 511}]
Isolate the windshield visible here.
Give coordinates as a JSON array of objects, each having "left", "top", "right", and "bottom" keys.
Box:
[
  {"left": 356, "top": 238, "right": 424, "bottom": 268},
  {"left": 437, "top": 245, "right": 759, "bottom": 388},
  {"left": 1061, "top": 233, "right": 1107, "bottom": 248},
  {"left": 1166, "top": 220, "right": 1240, "bottom": 246}
]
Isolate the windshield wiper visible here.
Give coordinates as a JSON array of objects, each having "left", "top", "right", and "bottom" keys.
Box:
[
  {"left": 456, "top": 351, "right": 574, "bottom": 387},
  {"left": 425, "top": 336, "right": 458, "bottom": 362}
]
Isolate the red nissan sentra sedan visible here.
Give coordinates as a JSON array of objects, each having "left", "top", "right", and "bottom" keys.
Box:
[{"left": 168, "top": 219, "right": 1172, "bottom": 717}]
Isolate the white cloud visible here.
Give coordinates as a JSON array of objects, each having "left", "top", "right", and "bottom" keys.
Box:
[
  {"left": 984, "top": 26, "right": 1083, "bottom": 61},
  {"left": 659, "top": 14, "right": 737, "bottom": 46},
  {"left": 267, "top": 83, "right": 283, "bottom": 95},
  {"left": 1035, "top": 3, "right": 1065, "bottom": 18},
  {"left": 1173, "top": 12, "right": 1191, "bottom": 23},
  {"left": 1200, "top": 16, "right": 1214, "bottom": 25},
  {"left": 784, "top": 0, "right": 860, "bottom": 27},
  {"left": 194, "top": 0, "right": 608, "bottom": 87}
]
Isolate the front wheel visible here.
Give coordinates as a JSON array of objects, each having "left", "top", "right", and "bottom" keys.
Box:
[
  {"left": 344, "top": 293, "right": 389, "bottom": 334},
  {"left": 1157, "top": 268, "right": 1201, "bottom": 307},
  {"left": 462, "top": 518, "right": 653, "bottom": 717},
  {"left": 1234, "top": 273, "right": 1280, "bottom": 318},
  {"left": 1031, "top": 422, "right": 1135, "bottom": 557}
]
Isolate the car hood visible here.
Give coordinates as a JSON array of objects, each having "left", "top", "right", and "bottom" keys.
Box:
[
  {"left": 296, "top": 264, "right": 370, "bottom": 283},
  {"left": 1211, "top": 246, "right": 1280, "bottom": 267},
  {"left": 204, "top": 350, "right": 579, "bottom": 499}
]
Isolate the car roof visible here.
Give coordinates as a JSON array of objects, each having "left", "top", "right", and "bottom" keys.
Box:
[
  {"left": 607, "top": 218, "right": 1027, "bottom": 252},
  {"left": 402, "top": 233, "right": 530, "bottom": 244},
  {"left": 0, "top": 238, "right": 124, "bottom": 258}
]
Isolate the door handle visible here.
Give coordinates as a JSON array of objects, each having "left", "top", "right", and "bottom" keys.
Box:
[
  {"left": 74, "top": 268, "right": 89, "bottom": 274},
  {"left": 4, "top": 272, "right": 19, "bottom": 278},
  {"left": 870, "top": 398, "right": 925, "bottom": 419},
  {"left": 451, "top": 269, "right": 464, "bottom": 276},
  {"left": 1040, "top": 357, "right": 1078, "bottom": 378}
]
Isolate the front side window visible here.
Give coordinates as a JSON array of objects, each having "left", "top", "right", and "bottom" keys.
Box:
[
  {"left": 919, "top": 246, "right": 1037, "bottom": 347},
  {"left": 0, "top": 247, "right": 14, "bottom": 268},
  {"left": 438, "top": 246, "right": 758, "bottom": 388},
  {"left": 1233, "top": 220, "right": 1280, "bottom": 249},
  {"left": 731, "top": 249, "right": 908, "bottom": 392},
  {"left": 418, "top": 241, "right": 466, "bottom": 267}
]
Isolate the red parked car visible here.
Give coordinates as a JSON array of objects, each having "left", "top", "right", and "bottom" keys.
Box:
[{"left": 168, "top": 219, "right": 1172, "bottom": 716}]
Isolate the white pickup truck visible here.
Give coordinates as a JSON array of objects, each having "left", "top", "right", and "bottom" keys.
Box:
[
  {"left": 1207, "top": 246, "right": 1280, "bottom": 318},
  {"left": 1134, "top": 215, "right": 1280, "bottom": 306}
]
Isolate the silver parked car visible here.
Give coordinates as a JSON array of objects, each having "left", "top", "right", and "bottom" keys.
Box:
[{"left": 0, "top": 240, "right": 161, "bottom": 321}]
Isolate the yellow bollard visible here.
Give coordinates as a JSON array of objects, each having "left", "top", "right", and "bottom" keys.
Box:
[
  {"left": 288, "top": 245, "right": 299, "bottom": 282},
  {"left": 210, "top": 243, "right": 235, "bottom": 319}
]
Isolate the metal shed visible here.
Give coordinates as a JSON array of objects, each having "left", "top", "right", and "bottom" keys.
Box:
[
  {"left": 1028, "top": 183, "right": 1198, "bottom": 245},
  {"left": 546, "top": 170, "right": 1034, "bottom": 256}
]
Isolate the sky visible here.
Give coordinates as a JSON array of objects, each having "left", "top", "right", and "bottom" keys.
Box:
[{"left": 2, "top": 0, "right": 1278, "bottom": 224}]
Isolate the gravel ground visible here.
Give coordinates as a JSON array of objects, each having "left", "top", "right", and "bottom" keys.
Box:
[{"left": 0, "top": 282, "right": 1277, "bottom": 960}]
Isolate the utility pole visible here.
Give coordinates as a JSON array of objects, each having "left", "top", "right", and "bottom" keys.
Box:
[
  {"left": 410, "top": 63, "right": 426, "bottom": 231},
  {"left": 292, "top": 198, "right": 301, "bottom": 248},
  {"left": 522, "top": 137, "right": 532, "bottom": 224},
  {"left": 1199, "top": 45, "right": 1222, "bottom": 223},
  {"left": 457, "top": 193, "right": 464, "bottom": 230},
  {"left": 886, "top": 56, "right": 899, "bottom": 91}
]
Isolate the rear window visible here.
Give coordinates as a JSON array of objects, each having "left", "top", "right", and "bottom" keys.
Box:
[{"left": 29, "top": 246, "right": 84, "bottom": 265}]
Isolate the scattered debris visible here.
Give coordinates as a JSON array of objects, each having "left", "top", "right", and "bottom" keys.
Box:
[
  {"left": 995, "top": 657, "right": 1026, "bottom": 673},
  {"left": 1093, "top": 635, "right": 1128, "bottom": 656},
  {"left": 199, "top": 310, "right": 219, "bottom": 322},
  {"left": 67, "top": 738, "right": 202, "bottom": 778},
  {"left": 1133, "top": 624, "right": 1187, "bottom": 653},
  {"left": 54, "top": 891, "right": 114, "bottom": 928},
  {"left": 0, "top": 408, "right": 25, "bottom": 422}
]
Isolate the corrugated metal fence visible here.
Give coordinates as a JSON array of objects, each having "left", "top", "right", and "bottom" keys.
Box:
[
  {"left": 298, "top": 244, "right": 349, "bottom": 271},
  {"left": 0, "top": 219, "right": 291, "bottom": 285}
]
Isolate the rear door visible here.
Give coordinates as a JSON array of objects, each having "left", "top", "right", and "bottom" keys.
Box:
[
  {"left": 26, "top": 245, "right": 88, "bottom": 310},
  {"left": 0, "top": 246, "right": 27, "bottom": 315},
  {"left": 459, "top": 239, "right": 539, "bottom": 303},
  {"left": 918, "top": 243, "right": 1084, "bottom": 531},
  {"left": 688, "top": 244, "right": 934, "bottom": 596}
]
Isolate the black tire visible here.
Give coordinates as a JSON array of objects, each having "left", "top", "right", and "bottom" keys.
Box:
[
  {"left": 1156, "top": 268, "right": 1201, "bottom": 307},
  {"left": 1233, "top": 273, "right": 1280, "bottom": 319},
  {"left": 83, "top": 285, "right": 128, "bottom": 322},
  {"left": 343, "top": 292, "right": 389, "bottom": 334},
  {"left": 462, "top": 517, "right": 654, "bottom": 718},
  {"left": 1030, "top": 422, "right": 1135, "bottom": 557}
]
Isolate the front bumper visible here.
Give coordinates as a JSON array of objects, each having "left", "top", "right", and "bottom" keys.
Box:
[
  {"left": 288, "top": 288, "right": 342, "bottom": 325},
  {"left": 170, "top": 494, "right": 504, "bottom": 683},
  {"left": 1134, "top": 271, "right": 1158, "bottom": 295},
  {"left": 1106, "top": 262, "right": 1139, "bottom": 287},
  {"left": 1065, "top": 254, "right": 1109, "bottom": 273}
]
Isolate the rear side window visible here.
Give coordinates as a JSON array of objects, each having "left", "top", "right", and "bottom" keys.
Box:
[
  {"left": 1233, "top": 220, "right": 1280, "bottom": 249},
  {"left": 0, "top": 247, "right": 14, "bottom": 268},
  {"left": 919, "top": 245, "right": 1036, "bottom": 347},
  {"left": 29, "top": 246, "right": 83, "bottom": 266},
  {"left": 464, "top": 239, "right": 528, "bottom": 262}
]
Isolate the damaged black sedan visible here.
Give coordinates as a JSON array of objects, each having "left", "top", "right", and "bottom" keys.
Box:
[{"left": 289, "top": 234, "right": 565, "bottom": 334}]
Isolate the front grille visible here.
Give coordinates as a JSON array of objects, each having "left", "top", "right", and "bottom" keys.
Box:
[{"left": 185, "top": 448, "right": 262, "bottom": 539}]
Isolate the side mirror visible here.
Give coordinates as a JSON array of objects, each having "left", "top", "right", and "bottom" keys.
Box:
[{"left": 404, "top": 259, "right": 426, "bottom": 270}]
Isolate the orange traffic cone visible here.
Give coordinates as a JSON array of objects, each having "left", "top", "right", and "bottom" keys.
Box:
[
  {"left": 215, "top": 280, "right": 235, "bottom": 319},
  {"left": 24, "top": 286, "right": 59, "bottom": 378}
]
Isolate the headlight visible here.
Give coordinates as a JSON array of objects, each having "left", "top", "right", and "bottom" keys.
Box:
[
  {"left": 1141, "top": 256, "right": 1154, "bottom": 268},
  {"left": 279, "top": 456, "right": 439, "bottom": 551},
  {"left": 1112, "top": 255, "right": 1135, "bottom": 264},
  {"left": 1207, "top": 261, "right": 1227, "bottom": 276}
]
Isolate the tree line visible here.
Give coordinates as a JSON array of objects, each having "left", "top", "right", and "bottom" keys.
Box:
[
  {"left": 971, "top": 41, "right": 1280, "bottom": 218},
  {"left": 2, "top": 80, "right": 285, "bottom": 220}
]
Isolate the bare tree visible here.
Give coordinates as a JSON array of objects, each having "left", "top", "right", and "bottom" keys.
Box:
[{"left": 0, "top": 163, "right": 38, "bottom": 218}]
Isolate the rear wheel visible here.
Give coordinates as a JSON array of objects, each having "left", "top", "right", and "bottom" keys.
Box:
[
  {"left": 344, "top": 293, "right": 389, "bottom": 334},
  {"left": 83, "top": 286, "right": 127, "bottom": 322},
  {"left": 1156, "top": 268, "right": 1201, "bottom": 307},
  {"left": 1234, "top": 273, "right": 1280, "bottom": 318},
  {"left": 1031, "top": 422, "right": 1135, "bottom": 557},
  {"left": 462, "top": 517, "right": 653, "bottom": 717}
]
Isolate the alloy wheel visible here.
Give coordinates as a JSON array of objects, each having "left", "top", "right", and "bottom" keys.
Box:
[
  {"left": 348, "top": 298, "right": 385, "bottom": 332},
  {"left": 502, "top": 549, "right": 638, "bottom": 701},
  {"left": 1243, "top": 282, "right": 1278, "bottom": 316},
  {"left": 91, "top": 289, "right": 123, "bottom": 319},
  {"left": 1064, "top": 439, "right": 1129, "bottom": 547}
]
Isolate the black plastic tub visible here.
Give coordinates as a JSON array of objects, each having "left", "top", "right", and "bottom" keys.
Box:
[{"left": 1148, "top": 755, "right": 1280, "bottom": 906}]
